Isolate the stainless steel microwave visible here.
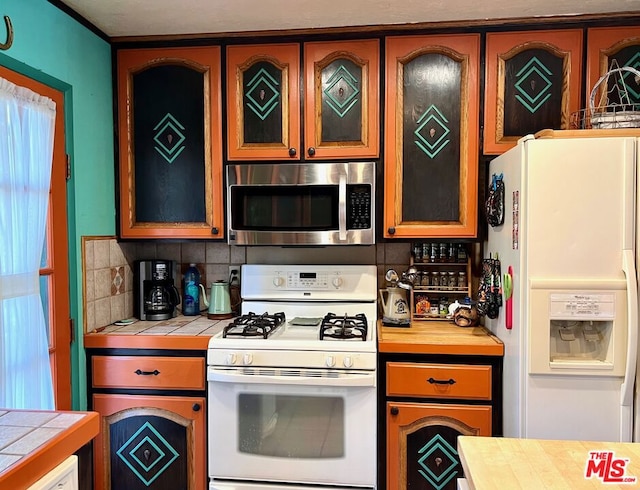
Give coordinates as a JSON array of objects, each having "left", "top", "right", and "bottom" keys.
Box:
[{"left": 227, "top": 161, "right": 375, "bottom": 246}]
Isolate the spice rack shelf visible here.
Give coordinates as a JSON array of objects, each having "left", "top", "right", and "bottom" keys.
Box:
[{"left": 409, "top": 243, "right": 472, "bottom": 322}]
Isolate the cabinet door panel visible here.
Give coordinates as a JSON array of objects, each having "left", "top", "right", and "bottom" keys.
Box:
[
  {"left": 484, "top": 30, "right": 583, "bottom": 154},
  {"left": 93, "top": 394, "right": 206, "bottom": 490},
  {"left": 227, "top": 44, "right": 300, "bottom": 160},
  {"left": 304, "top": 39, "right": 379, "bottom": 159},
  {"left": 117, "top": 46, "right": 223, "bottom": 239},
  {"left": 387, "top": 402, "right": 491, "bottom": 490},
  {"left": 384, "top": 35, "right": 479, "bottom": 238},
  {"left": 586, "top": 27, "right": 640, "bottom": 114}
]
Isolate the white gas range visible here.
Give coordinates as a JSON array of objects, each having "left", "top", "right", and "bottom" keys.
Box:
[{"left": 207, "top": 264, "right": 378, "bottom": 490}]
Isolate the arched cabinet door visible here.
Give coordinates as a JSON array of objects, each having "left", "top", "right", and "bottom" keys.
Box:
[
  {"left": 383, "top": 35, "right": 480, "bottom": 239},
  {"left": 226, "top": 43, "right": 301, "bottom": 160},
  {"left": 117, "top": 46, "right": 224, "bottom": 239},
  {"left": 484, "top": 30, "right": 583, "bottom": 154},
  {"left": 387, "top": 402, "right": 491, "bottom": 490},
  {"left": 304, "top": 39, "right": 380, "bottom": 159},
  {"left": 586, "top": 27, "right": 640, "bottom": 119}
]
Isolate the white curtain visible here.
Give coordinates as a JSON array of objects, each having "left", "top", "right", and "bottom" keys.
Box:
[{"left": 0, "top": 77, "right": 57, "bottom": 409}]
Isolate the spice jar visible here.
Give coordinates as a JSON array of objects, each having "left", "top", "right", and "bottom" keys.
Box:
[
  {"left": 458, "top": 271, "right": 467, "bottom": 288},
  {"left": 439, "top": 271, "right": 448, "bottom": 288},
  {"left": 447, "top": 271, "right": 456, "bottom": 288},
  {"left": 430, "top": 271, "right": 440, "bottom": 287}
]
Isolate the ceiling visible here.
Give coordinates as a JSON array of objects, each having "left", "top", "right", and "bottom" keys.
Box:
[{"left": 57, "top": 0, "right": 640, "bottom": 39}]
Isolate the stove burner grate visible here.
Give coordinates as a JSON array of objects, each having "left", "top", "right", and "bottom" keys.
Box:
[
  {"left": 320, "top": 313, "right": 368, "bottom": 341},
  {"left": 223, "top": 312, "right": 285, "bottom": 339}
]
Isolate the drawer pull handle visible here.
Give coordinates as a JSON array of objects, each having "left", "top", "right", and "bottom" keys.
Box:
[
  {"left": 135, "top": 369, "right": 160, "bottom": 376},
  {"left": 427, "top": 377, "right": 456, "bottom": 385}
]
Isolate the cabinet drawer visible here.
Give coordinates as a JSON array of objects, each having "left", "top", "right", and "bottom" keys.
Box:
[
  {"left": 92, "top": 356, "right": 205, "bottom": 390},
  {"left": 386, "top": 362, "right": 491, "bottom": 400}
]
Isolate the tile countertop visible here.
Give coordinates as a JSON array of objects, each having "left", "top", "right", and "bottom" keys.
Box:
[
  {"left": 0, "top": 409, "right": 99, "bottom": 489},
  {"left": 458, "top": 435, "right": 640, "bottom": 489},
  {"left": 378, "top": 320, "right": 504, "bottom": 356},
  {"left": 84, "top": 314, "right": 236, "bottom": 350}
]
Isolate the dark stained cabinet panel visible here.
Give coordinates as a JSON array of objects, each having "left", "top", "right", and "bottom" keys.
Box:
[
  {"left": 132, "top": 65, "right": 206, "bottom": 223},
  {"left": 586, "top": 27, "right": 640, "bottom": 111},
  {"left": 384, "top": 35, "right": 480, "bottom": 239},
  {"left": 117, "top": 46, "right": 224, "bottom": 239},
  {"left": 304, "top": 39, "right": 380, "bottom": 159},
  {"left": 484, "top": 30, "right": 583, "bottom": 154},
  {"left": 227, "top": 44, "right": 300, "bottom": 160}
]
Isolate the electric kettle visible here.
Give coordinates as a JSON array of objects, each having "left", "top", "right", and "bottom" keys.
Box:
[{"left": 199, "top": 281, "right": 233, "bottom": 319}]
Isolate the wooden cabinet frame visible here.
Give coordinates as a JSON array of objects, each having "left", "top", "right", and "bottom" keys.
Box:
[
  {"left": 484, "top": 30, "right": 583, "bottom": 154},
  {"left": 117, "top": 46, "right": 224, "bottom": 238},
  {"left": 384, "top": 35, "right": 480, "bottom": 238}
]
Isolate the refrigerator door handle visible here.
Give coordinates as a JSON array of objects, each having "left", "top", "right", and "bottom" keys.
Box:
[{"left": 620, "top": 249, "right": 637, "bottom": 442}]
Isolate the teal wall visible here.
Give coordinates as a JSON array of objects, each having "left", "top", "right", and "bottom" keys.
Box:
[{"left": 0, "top": 0, "right": 114, "bottom": 410}]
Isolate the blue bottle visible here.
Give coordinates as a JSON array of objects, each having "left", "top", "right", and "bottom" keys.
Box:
[{"left": 182, "top": 263, "right": 201, "bottom": 316}]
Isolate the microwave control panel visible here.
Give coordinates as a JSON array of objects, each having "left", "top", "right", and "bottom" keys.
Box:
[{"left": 347, "top": 185, "right": 372, "bottom": 230}]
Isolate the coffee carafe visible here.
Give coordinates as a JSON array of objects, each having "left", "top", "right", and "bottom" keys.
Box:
[{"left": 134, "top": 260, "right": 180, "bottom": 321}]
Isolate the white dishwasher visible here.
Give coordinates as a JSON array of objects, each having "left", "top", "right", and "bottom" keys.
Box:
[{"left": 27, "top": 455, "right": 78, "bottom": 490}]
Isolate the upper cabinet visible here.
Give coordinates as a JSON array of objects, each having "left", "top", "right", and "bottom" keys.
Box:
[
  {"left": 586, "top": 27, "right": 640, "bottom": 113},
  {"left": 227, "top": 40, "right": 379, "bottom": 160},
  {"left": 117, "top": 46, "right": 224, "bottom": 239},
  {"left": 484, "top": 30, "right": 583, "bottom": 154},
  {"left": 383, "top": 34, "right": 480, "bottom": 239}
]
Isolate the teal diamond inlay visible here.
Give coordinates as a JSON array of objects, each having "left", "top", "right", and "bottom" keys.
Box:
[
  {"left": 116, "top": 421, "right": 179, "bottom": 486},
  {"left": 324, "top": 65, "right": 360, "bottom": 118},
  {"left": 414, "top": 105, "right": 451, "bottom": 159},
  {"left": 153, "top": 113, "right": 186, "bottom": 164},
  {"left": 416, "top": 434, "right": 459, "bottom": 490},
  {"left": 246, "top": 68, "right": 280, "bottom": 120},
  {"left": 621, "top": 52, "right": 640, "bottom": 101},
  {"left": 514, "top": 56, "right": 553, "bottom": 113}
]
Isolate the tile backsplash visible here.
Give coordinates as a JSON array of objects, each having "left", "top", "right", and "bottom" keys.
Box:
[{"left": 81, "top": 237, "right": 414, "bottom": 332}]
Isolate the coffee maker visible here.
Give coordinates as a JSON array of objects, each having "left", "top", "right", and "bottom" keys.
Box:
[{"left": 134, "top": 260, "right": 180, "bottom": 320}]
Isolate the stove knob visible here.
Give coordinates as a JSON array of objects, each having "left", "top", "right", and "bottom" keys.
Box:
[
  {"left": 325, "top": 355, "right": 336, "bottom": 367},
  {"left": 343, "top": 356, "right": 353, "bottom": 368},
  {"left": 273, "top": 276, "right": 284, "bottom": 287},
  {"left": 225, "top": 353, "right": 237, "bottom": 365},
  {"left": 243, "top": 353, "right": 253, "bottom": 365},
  {"left": 332, "top": 276, "right": 343, "bottom": 288}
]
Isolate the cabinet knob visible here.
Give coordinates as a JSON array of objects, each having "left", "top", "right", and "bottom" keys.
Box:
[
  {"left": 211, "top": 227, "right": 219, "bottom": 235},
  {"left": 307, "top": 147, "right": 316, "bottom": 157},
  {"left": 387, "top": 227, "right": 396, "bottom": 235},
  {"left": 390, "top": 406, "right": 399, "bottom": 416},
  {"left": 288, "top": 147, "right": 297, "bottom": 157},
  {"left": 193, "top": 403, "right": 201, "bottom": 412}
]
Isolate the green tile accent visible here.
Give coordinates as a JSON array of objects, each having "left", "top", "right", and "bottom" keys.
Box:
[
  {"left": 153, "top": 113, "right": 186, "bottom": 164},
  {"left": 116, "top": 421, "right": 179, "bottom": 486},
  {"left": 414, "top": 105, "right": 451, "bottom": 158},
  {"left": 246, "top": 68, "right": 280, "bottom": 120},
  {"left": 324, "top": 65, "right": 360, "bottom": 117},
  {"left": 514, "top": 56, "right": 553, "bottom": 114},
  {"left": 416, "top": 434, "right": 459, "bottom": 490}
]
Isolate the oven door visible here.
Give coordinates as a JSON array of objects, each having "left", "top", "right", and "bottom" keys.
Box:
[{"left": 207, "top": 366, "right": 376, "bottom": 488}]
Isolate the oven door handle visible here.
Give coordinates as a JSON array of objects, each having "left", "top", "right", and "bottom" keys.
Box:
[
  {"left": 338, "top": 173, "right": 347, "bottom": 241},
  {"left": 207, "top": 367, "right": 375, "bottom": 387}
]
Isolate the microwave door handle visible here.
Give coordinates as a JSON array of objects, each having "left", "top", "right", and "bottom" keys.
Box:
[{"left": 339, "top": 174, "right": 347, "bottom": 241}]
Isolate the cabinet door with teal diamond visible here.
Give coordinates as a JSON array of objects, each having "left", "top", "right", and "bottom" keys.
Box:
[
  {"left": 304, "top": 40, "right": 379, "bottom": 159},
  {"left": 484, "top": 30, "right": 583, "bottom": 154},
  {"left": 93, "top": 394, "right": 206, "bottom": 490},
  {"left": 117, "top": 47, "right": 224, "bottom": 239},
  {"left": 587, "top": 27, "right": 640, "bottom": 116},
  {"left": 227, "top": 44, "right": 300, "bottom": 160},
  {"left": 387, "top": 403, "right": 492, "bottom": 490},
  {"left": 384, "top": 35, "right": 480, "bottom": 239}
]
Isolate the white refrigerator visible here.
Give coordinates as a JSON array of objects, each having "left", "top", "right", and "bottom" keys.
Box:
[{"left": 485, "top": 130, "right": 640, "bottom": 442}]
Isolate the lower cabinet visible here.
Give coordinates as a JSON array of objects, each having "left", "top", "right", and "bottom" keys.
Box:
[
  {"left": 88, "top": 350, "right": 207, "bottom": 490},
  {"left": 380, "top": 357, "right": 502, "bottom": 490},
  {"left": 27, "top": 455, "right": 78, "bottom": 490}
]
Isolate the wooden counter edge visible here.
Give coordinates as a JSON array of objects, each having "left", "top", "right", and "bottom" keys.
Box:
[
  {"left": 84, "top": 333, "right": 211, "bottom": 350},
  {"left": 457, "top": 436, "right": 477, "bottom": 490},
  {"left": 0, "top": 410, "right": 99, "bottom": 489}
]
